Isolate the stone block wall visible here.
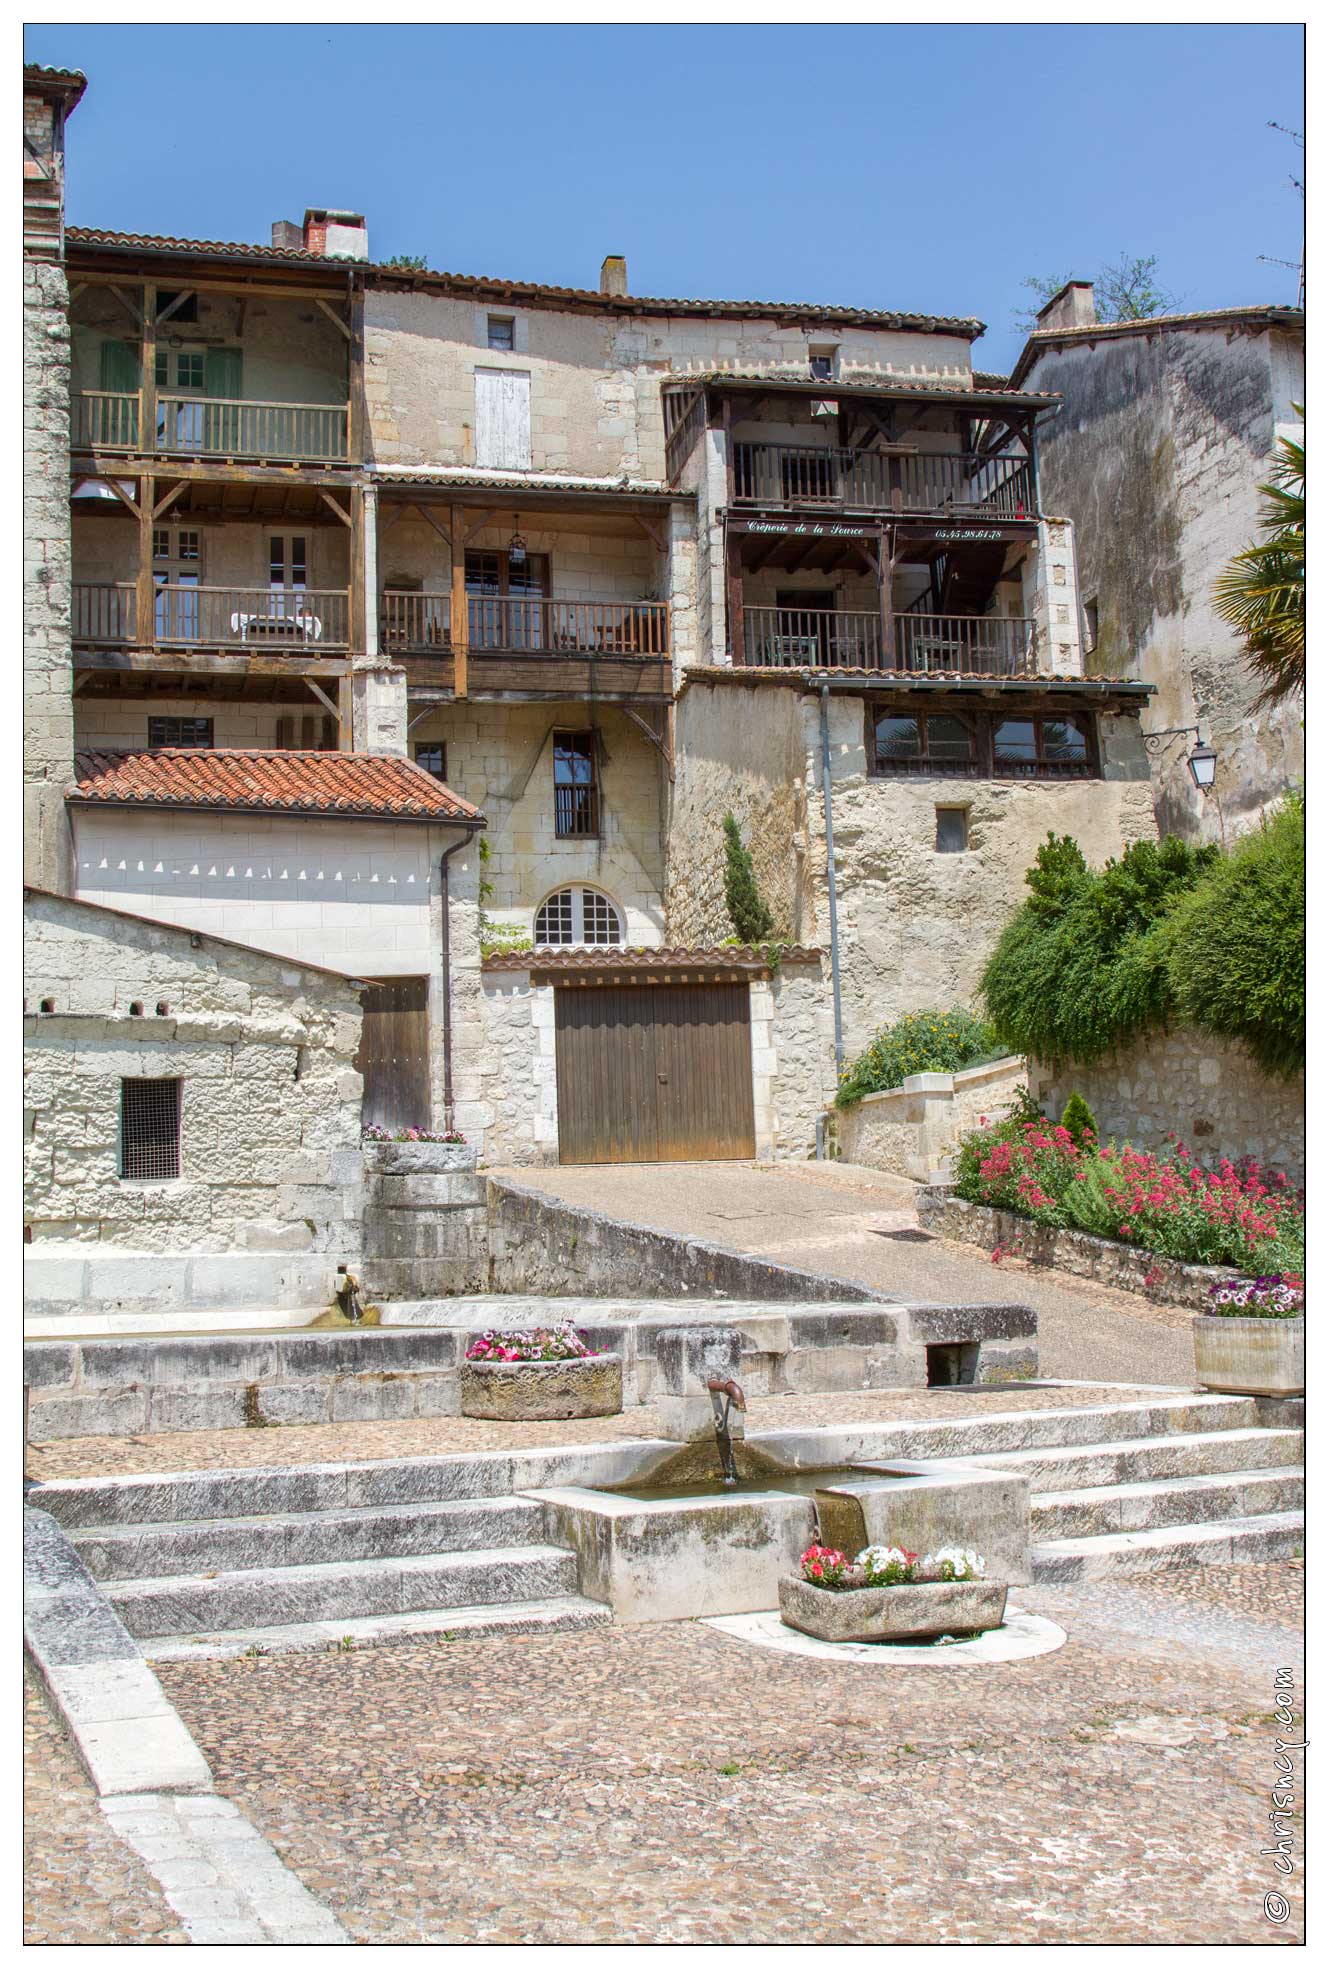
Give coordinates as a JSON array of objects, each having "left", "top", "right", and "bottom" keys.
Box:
[
  {"left": 835, "top": 1056, "right": 1027, "bottom": 1181},
  {"left": 24, "top": 253, "right": 75, "bottom": 893},
  {"left": 23, "top": 890, "right": 366, "bottom": 1261},
  {"left": 360, "top": 1141, "right": 489, "bottom": 1299},
  {"left": 1032, "top": 1029, "right": 1305, "bottom": 1184}
]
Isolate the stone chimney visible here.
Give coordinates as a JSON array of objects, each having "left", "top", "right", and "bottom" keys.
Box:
[
  {"left": 600, "top": 254, "right": 628, "bottom": 297},
  {"left": 1035, "top": 280, "right": 1097, "bottom": 332},
  {"left": 23, "top": 65, "right": 86, "bottom": 259},
  {"left": 302, "top": 208, "right": 369, "bottom": 262},
  {"left": 271, "top": 219, "right": 303, "bottom": 251}
]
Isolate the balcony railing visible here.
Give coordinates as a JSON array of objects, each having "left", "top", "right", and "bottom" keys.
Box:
[
  {"left": 380, "top": 593, "right": 670, "bottom": 657},
  {"left": 72, "top": 582, "right": 137, "bottom": 644},
  {"left": 73, "top": 582, "right": 350, "bottom": 651},
  {"left": 894, "top": 614, "right": 1037, "bottom": 677},
  {"left": 742, "top": 608, "right": 882, "bottom": 669},
  {"left": 740, "top": 608, "right": 1038, "bottom": 677},
  {"left": 71, "top": 392, "right": 349, "bottom": 463},
  {"left": 71, "top": 392, "right": 140, "bottom": 451},
  {"left": 731, "top": 443, "right": 1034, "bottom": 517}
]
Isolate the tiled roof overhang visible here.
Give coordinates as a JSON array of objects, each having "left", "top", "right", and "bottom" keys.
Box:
[
  {"left": 63, "top": 231, "right": 982, "bottom": 334},
  {"left": 679, "top": 666, "right": 1154, "bottom": 706},
  {"left": 671, "top": 372, "right": 1059, "bottom": 410},
  {"left": 24, "top": 64, "right": 87, "bottom": 108},
  {"left": 1010, "top": 305, "right": 1305, "bottom": 388},
  {"left": 483, "top": 944, "right": 823, "bottom": 981},
  {"left": 67, "top": 748, "right": 485, "bottom": 826},
  {"left": 372, "top": 468, "right": 688, "bottom": 503}
]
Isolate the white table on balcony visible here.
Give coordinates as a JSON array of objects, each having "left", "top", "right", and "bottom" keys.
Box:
[{"left": 231, "top": 611, "right": 324, "bottom": 644}]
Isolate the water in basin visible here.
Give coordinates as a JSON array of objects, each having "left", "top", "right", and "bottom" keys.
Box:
[{"left": 602, "top": 1465, "right": 897, "bottom": 1503}]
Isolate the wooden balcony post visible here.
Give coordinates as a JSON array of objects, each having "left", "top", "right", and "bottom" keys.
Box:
[
  {"left": 725, "top": 527, "right": 744, "bottom": 666},
  {"left": 877, "top": 526, "right": 896, "bottom": 669},
  {"left": 362, "top": 482, "right": 378, "bottom": 658},
  {"left": 141, "top": 281, "right": 156, "bottom": 460},
  {"left": 348, "top": 486, "right": 366, "bottom": 653},
  {"left": 136, "top": 469, "right": 155, "bottom": 652},
  {"left": 450, "top": 503, "right": 469, "bottom": 698}
]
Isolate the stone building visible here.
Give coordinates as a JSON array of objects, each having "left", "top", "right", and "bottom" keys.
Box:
[
  {"left": 24, "top": 887, "right": 367, "bottom": 1316},
  {"left": 24, "top": 58, "right": 1160, "bottom": 1172},
  {"left": 1012, "top": 282, "right": 1305, "bottom": 842}
]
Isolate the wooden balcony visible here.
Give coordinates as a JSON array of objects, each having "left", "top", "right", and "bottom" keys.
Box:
[
  {"left": 381, "top": 593, "right": 672, "bottom": 701},
  {"left": 731, "top": 443, "right": 1034, "bottom": 518},
  {"left": 73, "top": 583, "right": 351, "bottom": 653},
  {"left": 740, "top": 608, "right": 1038, "bottom": 677},
  {"left": 71, "top": 391, "right": 350, "bottom": 464}
]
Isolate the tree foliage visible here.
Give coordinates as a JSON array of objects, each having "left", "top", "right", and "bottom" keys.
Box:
[
  {"left": 1213, "top": 420, "right": 1305, "bottom": 707},
  {"left": 721, "top": 812, "right": 775, "bottom": 944},
  {"left": 1016, "top": 253, "right": 1178, "bottom": 332},
  {"left": 835, "top": 1007, "right": 1000, "bottom": 1109},
  {"left": 384, "top": 253, "right": 428, "bottom": 270}
]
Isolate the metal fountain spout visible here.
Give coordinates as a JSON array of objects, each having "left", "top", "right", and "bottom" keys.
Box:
[
  {"left": 706, "top": 1375, "right": 746, "bottom": 1486},
  {"left": 334, "top": 1266, "right": 366, "bottom": 1324}
]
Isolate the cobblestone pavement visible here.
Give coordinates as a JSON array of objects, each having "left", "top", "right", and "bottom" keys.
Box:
[
  {"left": 156, "top": 1561, "right": 1304, "bottom": 1946},
  {"left": 23, "top": 1668, "right": 188, "bottom": 1946},
  {"left": 32, "top": 1381, "right": 1165, "bottom": 1481},
  {"left": 495, "top": 1159, "right": 1199, "bottom": 1385}
]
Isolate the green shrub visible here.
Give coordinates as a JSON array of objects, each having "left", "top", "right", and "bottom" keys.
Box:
[
  {"left": 835, "top": 1007, "right": 1003, "bottom": 1109},
  {"left": 480, "top": 924, "right": 534, "bottom": 960},
  {"left": 721, "top": 812, "right": 775, "bottom": 944},
  {"left": 1060, "top": 1092, "right": 1098, "bottom": 1143},
  {"left": 1162, "top": 796, "right": 1305, "bottom": 1080},
  {"left": 980, "top": 832, "right": 1219, "bottom": 1065}
]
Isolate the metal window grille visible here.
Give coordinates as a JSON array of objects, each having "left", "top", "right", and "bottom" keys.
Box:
[
  {"left": 148, "top": 716, "right": 213, "bottom": 749},
  {"left": 120, "top": 1078, "right": 182, "bottom": 1180}
]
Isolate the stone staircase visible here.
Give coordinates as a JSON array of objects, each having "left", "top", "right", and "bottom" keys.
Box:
[
  {"left": 30, "top": 1392, "right": 1303, "bottom": 1658},
  {"left": 967, "top": 1398, "right": 1303, "bottom": 1582},
  {"left": 39, "top": 1479, "right": 610, "bottom": 1661}
]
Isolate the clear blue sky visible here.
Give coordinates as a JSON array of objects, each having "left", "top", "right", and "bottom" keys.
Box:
[{"left": 25, "top": 22, "right": 1304, "bottom": 371}]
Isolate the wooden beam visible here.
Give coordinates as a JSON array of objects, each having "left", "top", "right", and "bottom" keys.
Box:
[
  {"left": 451, "top": 503, "right": 469, "bottom": 699},
  {"left": 154, "top": 288, "right": 196, "bottom": 326},
  {"left": 347, "top": 283, "right": 365, "bottom": 467},
  {"left": 464, "top": 507, "right": 500, "bottom": 543},
  {"left": 879, "top": 527, "right": 897, "bottom": 667},
  {"left": 725, "top": 524, "right": 745, "bottom": 664},
  {"left": 97, "top": 477, "right": 142, "bottom": 520},
  {"left": 313, "top": 296, "right": 353, "bottom": 341},
  {"left": 106, "top": 283, "right": 142, "bottom": 328},
  {"left": 318, "top": 489, "right": 354, "bottom": 527},
  {"left": 631, "top": 513, "right": 667, "bottom": 554},
  {"left": 152, "top": 479, "right": 188, "bottom": 520},
  {"left": 349, "top": 487, "right": 366, "bottom": 654},
  {"left": 413, "top": 502, "right": 452, "bottom": 546}
]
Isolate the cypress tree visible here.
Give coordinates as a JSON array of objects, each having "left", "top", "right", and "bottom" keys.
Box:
[{"left": 722, "top": 812, "right": 775, "bottom": 944}]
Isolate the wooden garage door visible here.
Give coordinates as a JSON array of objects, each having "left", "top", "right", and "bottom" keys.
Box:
[
  {"left": 554, "top": 983, "right": 755, "bottom": 1164},
  {"left": 356, "top": 977, "right": 431, "bottom": 1131}
]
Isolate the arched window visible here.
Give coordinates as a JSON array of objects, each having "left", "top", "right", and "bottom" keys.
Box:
[{"left": 533, "top": 886, "right": 624, "bottom": 947}]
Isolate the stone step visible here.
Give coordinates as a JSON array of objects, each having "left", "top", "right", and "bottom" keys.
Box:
[
  {"left": 105, "top": 1544, "right": 581, "bottom": 1639},
  {"left": 70, "top": 1496, "right": 550, "bottom": 1582},
  {"left": 140, "top": 1594, "right": 614, "bottom": 1662},
  {"left": 969, "top": 1426, "right": 1303, "bottom": 1493},
  {"left": 1030, "top": 1510, "right": 1304, "bottom": 1583},
  {"left": 33, "top": 1394, "right": 1268, "bottom": 1530},
  {"left": 1032, "top": 1467, "right": 1304, "bottom": 1540}
]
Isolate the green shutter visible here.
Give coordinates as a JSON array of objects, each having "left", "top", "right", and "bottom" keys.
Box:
[
  {"left": 204, "top": 347, "right": 242, "bottom": 399},
  {"left": 99, "top": 339, "right": 141, "bottom": 392}
]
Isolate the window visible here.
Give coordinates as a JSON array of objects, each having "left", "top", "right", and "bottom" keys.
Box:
[
  {"left": 153, "top": 527, "right": 201, "bottom": 642},
  {"left": 935, "top": 807, "right": 969, "bottom": 853},
  {"left": 872, "top": 710, "right": 976, "bottom": 775},
  {"left": 808, "top": 347, "right": 838, "bottom": 382},
  {"left": 149, "top": 716, "right": 213, "bottom": 749},
  {"left": 533, "top": 887, "right": 623, "bottom": 946},
  {"left": 993, "top": 713, "right": 1090, "bottom": 777},
  {"left": 120, "top": 1078, "right": 182, "bottom": 1180},
  {"left": 1084, "top": 597, "right": 1099, "bottom": 653},
  {"left": 553, "top": 731, "right": 599, "bottom": 838},
  {"left": 466, "top": 547, "right": 550, "bottom": 649},
  {"left": 414, "top": 742, "right": 448, "bottom": 782},
  {"left": 270, "top": 536, "right": 308, "bottom": 590},
  {"left": 156, "top": 290, "right": 199, "bottom": 325},
  {"left": 155, "top": 349, "right": 205, "bottom": 392},
  {"left": 487, "top": 315, "right": 516, "bottom": 351}
]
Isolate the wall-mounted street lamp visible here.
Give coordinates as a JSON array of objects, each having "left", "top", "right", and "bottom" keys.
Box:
[{"left": 1143, "top": 725, "right": 1218, "bottom": 792}]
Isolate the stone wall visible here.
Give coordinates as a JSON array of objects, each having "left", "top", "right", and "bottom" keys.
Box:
[
  {"left": 1032, "top": 1029, "right": 1304, "bottom": 1184},
  {"left": 24, "top": 252, "right": 75, "bottom": 893},
  {"left": 1027, "top": 323, "right": 1305, "bottom": 842},
  {"left": 753, "top": 957, "right": 837, "bottom": 1160},
  {"left": 667, "top": 676, "right": 1157, "bottom": 1061},
  {"left": 23, "top": 889, "right": 365, "bottom": 1267},
  {"left": 835, "top": 1056, "right": 1027, "bottom": 1181},
  {"left": 411, "top": 701, "right": 667, "bottom": 947}
]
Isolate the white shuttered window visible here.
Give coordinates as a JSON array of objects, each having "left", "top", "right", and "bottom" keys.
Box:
[{"left": 475, "top": 369, "right": 531, "bottom": 470}]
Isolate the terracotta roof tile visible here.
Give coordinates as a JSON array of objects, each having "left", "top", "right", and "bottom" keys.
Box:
[
  {"left": 67, "top": 749, "right": 484, "bottom": 825},
  {"left": 1010, "top": 304, "right": 1305, "bottom": 387},
  {"left": 678, "top": 665, "right": 1152, "bottom": 696},
  {"left": 673, "top": 371, "right": 1057, "bottom": 405},
  {"left": 483, "top": 944, "right": 823, "bottom": 974}
]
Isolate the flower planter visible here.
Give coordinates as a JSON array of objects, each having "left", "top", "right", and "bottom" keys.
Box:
[
  {"left": 459, "top": 1352, "right": 623, "bottom": 1421},
  {"left": 1192, "top": 1315, "right": 1304, "bottom": 1397},
  {"left": 778, "top": 1574, "right": 1008, "bottom": 1644}
]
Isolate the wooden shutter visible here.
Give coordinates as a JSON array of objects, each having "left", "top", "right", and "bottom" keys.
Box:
[
  {"left": 204, "top": 347, "right": 243, "bottom": 398},
  {"left": 475, "top": 369, "right": 531, "bottom": 469},
  {"left": 100, "top": 339, "right": 141, "bottom": 391}
]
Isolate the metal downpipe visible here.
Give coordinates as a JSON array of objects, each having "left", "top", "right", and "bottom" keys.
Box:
[{"left": 819, "top": 684, "right": 845, "bottom": 1085}]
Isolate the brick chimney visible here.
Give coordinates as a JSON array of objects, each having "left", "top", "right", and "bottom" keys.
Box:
[
  {"left": 302, "top": 208, "right": 369, "bottom": 261},
  {"left": 1035, "top": 280, "right": 1097, "bottom": 332},
  {"left": 600, "top": 254, "right": 628, "bottom": 297}
]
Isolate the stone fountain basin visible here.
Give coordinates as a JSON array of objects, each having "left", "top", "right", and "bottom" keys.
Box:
[{"left": 527, "top": 1455, "right": 1028, "bottom": 1624}]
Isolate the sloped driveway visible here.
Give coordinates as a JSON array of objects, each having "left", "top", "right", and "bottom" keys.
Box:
[{"left": 491, "top": 1159, "right": 1196, "bottom": 1386}]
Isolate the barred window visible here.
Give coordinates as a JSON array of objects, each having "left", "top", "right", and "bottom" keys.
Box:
[
  {"left": 148, "top": 716, "right": 213, "bottom": 749},
  {"left": 120, "top": 1078, "right": 182, "bottom": 1180},
  {"left": 533, "top": 887, "right": 623, "bottom": 947}
]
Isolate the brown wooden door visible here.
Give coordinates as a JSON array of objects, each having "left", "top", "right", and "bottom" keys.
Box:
[
  {"left": 554, "top": 983, "right": 755, "bottom": 1164},
  {"left": 356, "top": 977, "right": 431, "bottom": 1131}
]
